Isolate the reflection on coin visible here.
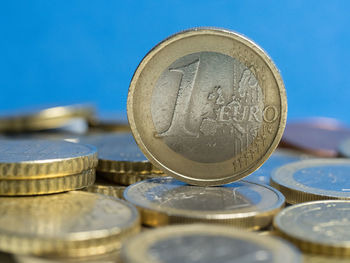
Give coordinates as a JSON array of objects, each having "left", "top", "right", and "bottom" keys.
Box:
[
  {"left": 124, "top": 177, "right": 285, "bottom": 229},
  {"left": 0, "top": 104, "right": 95, "bottom": 133},
  {"left": 0, "top": 139, "right": 97, "bottom": 179},
  {"left": 338, "top": 138, "right": 350, "bottom": 158},
  {"left": 274, "top": 200, "right": 350, "bottom": 256},
  {"left": 281, "top": 118, "right": 350, "bottom": 157},
  {"left": 98, "top": 171, "right": 165, "bottom": 186},
  {"left": 245, "top": 148, "right": 311, "bottom": 185},
  {"left": 0, "top": 169, "right": 95, "bottom": 196},
  {"left": 270, "top": 159, "right": 350, "bottom": 204},
  {"left": 127, "top": 27, "right": 287, "bottom": 186},
  {"left": 0, "top": 191, "right": 140, "bottom": 257},
  {"left": 121, "top": 224, "right": 302, "bottom": 263},
  {"left": 78, "top": 133, "right": 162, "bottom": 174},
  {"left": 83, "top": 178, "right": 126, "bottom": 199}
]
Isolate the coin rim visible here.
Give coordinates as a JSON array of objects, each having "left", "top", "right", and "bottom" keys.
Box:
[{"left": 127, "top": 27, "right": 287, "bottom": 186}]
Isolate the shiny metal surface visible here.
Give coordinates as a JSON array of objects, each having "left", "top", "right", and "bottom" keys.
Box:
[
  {"left": 127, "top": 27, "right": 287, "bottom": 186},
  {"left": 124, "top": 177, "right": 284, "bottom": 229},
  {"left": 270, "top": 159, "right": 350, "bottom": 203},
  {"left": 121, "top": 224, "right": 302, "bottom": 263}
]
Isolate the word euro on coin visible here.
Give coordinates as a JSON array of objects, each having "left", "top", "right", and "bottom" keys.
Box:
[
  {"left": 127, "top": 27, "right": 287, "bottom": 186},
  {"left": 0, "top": 139, "right": 97, "bottom": 179},
  {"left": 270, "top": 159, "right": 350, "bottom": 204},
  {"left": 124, "top": 177, "right": 285, "bottom": 229},
  {"left": 121, "top": 224, "right": 302, "bottom": 263},
  {"left": 274, "top": 200, "right": 350, "bottom": 257},
  {"left": 0, "top": 191, "right": 140, "bottom": 257}
]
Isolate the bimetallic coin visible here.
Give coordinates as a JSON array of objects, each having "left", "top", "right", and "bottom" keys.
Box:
[
  {"left": 78, "top": 133, "right": 162, "bottom": 174},
  {"left": 83, "top": 179, "right": 126, "bottom": 199},
  {"left": 274, "top": 200, "right": 350, "bottom": 256},
  {"left": 270, "top": 159, "right": 350, "bottom": 204},
  {"left": 0, "top": 169, "right": 95, "bottom": 196},
  {"left": 281, "top": 118, "right": 350, "bottom": 157},
  {"left": 127, "top": 27, "right": 287, "bottom": 186},
  {"left": 245, "top": 148, "right": 311, "bottom": 185},
  {"left": 338, "top": 138, "right": 350, "bottom": 158},
  {"left": 124, "top": 177, "right": 285, "bottom": 229},
  {"left": 0, "top": 104, "right": 95, "bottom": 133},
  {"left": 121, "top": 224, "right": 302, "bottom": 263},
  {"left": 0, "top": 139, "right": 97, "bottom": 179},
  {"left": 98, "top": 171, "right": 165, "bottom": 186},
  {"left": 0, "top": 191, "right": 140, "bottom": 257}
]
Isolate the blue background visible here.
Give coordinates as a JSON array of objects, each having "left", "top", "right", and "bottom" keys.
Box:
[{"left": 0, "top": 1, "right": 349, "bottom": 123}]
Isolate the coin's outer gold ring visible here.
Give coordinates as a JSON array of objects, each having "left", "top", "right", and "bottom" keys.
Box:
[
  {"left": 124, "top": 179, "right": 285, "bottom": 230},
  {"left": 97, "top": 159, "right": 162, "bottom": 175},
  {"left": 121, "top": 224, "right": 302, "bottom": 263},
  {"left": 0, "top": 144, "right": 98, "bottom": 180},
  {"left": 83, "top": 183, "right": 126, "bottom": 199},
  {"left": 98, "top": 171, "right": 165, "bottom": 186},
  {"left": 0, "top": 105, "right": 95, "bottom": 132},
  {"left": 270, "top": 159, "right": 350, "bottom": 204},
  {"left": 127, "top": 27, "right": 287, "bottom": 186},
  {"left": 0, "top": 192, "right": 141, "bottom": 257},
  {"left": 273, "top": 200, "right": 350, "bottom": 257},
  {"left": 0, "top": 168, "right": 96, "bottom": 195}
]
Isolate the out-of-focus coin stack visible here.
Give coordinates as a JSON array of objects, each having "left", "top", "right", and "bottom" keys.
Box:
[{"left": 1, "top": 28, "right": 350, "bottom": 263}]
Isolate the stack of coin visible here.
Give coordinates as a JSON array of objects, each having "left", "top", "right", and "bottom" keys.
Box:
[
  {"left": 0, "top": 139, "right": 98, "bottom": 195},
  {"left": 88, "top": 111, "right": 130, "bottom": 132},
  {"left": 78, "top": 133, "right": 164, "bottom": 186}
]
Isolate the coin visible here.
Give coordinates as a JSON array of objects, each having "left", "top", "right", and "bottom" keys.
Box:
[
  {"left": 338, "top": 138, "right": 350, "bottom": 158},
  {"left": 83, "top": 178, "right": 126, "bottom": 199},
  {"left": 274, "top": 200, "right": 350, "bottom": 256},
  {"left": 270, "top": 159, "right": 350, "bottom": 204},
  {"left": 281, "top": 118, "right": 350, "bottom": 157},
  {"left": 303, "top": 254, "right": 350, "bottom": 263},
  {"left": 78, "top": 133, "right": 162, "bottom": 175},
  {"left": 123, "top": 177, "right": 285, "bottom": 229},
  {"left": 0, "top": 168, "right": 95, "bottom": 195},
  {"left": 127, "top": 27, "right": 287, "bottom": 186},
  {"left": 98, "top": 171, "right": 165, "bottom": 186},
  {"left": 120, "top": 224, "right": 302, "bottom": 263},
  {"left": 0, "top": 139, "right": 97, "bottom": 179},
  {"left": 245, "top": 148, "right": 311, "bottom": 185},
  {"left": 0, "top": 191, "right": 140, "bottom": 257},
  {"left": 0, "top": 104, "right": 95, "bottom": 133},
  {"left": 88, "top": 111, "right": 130, "bottom": 132}
]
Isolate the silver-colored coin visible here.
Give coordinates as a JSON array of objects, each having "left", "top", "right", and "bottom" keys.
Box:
[
  {"left": 245, "top": 148, "right": 311, "bottom": 185},
  {"left": 121, "top": 224, "right": 302, "bottom": 263},
  {"left": 339, "top": 138, "right": 350, "bottom": 158},
  {"left": 124, "top": 177, "right": 285, "bottom": 229},
  {"left": 270, "top": 159, "right": 350, "bottom": 204},
  {"left": 274, "top": 200, "right": 350, "bottom": 256}
]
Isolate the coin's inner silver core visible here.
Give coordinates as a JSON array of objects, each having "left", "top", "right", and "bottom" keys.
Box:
[
  {"left": 152, "top": 51, "right": 264, "bottom": 163},
  {"left": 148, "top": 235, "right": 272, "bottom": 263}
]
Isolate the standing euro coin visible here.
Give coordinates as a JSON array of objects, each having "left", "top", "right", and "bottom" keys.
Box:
[{"left": 127, "top": 28, "right": 287, "bottom": 186}]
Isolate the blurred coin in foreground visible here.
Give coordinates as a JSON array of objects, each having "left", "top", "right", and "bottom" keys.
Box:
[
  {"left": 0, "top": 191, "right": 140, "bottom": 257},
  {"left": 270, "top": 159, "right": 350, "bottom": 204},
  {"left": 281, "top": 118, "right": 350, "bottom": 157},
  {"left": 0, "top": 104, "right": 95, "bottom": 133},
  {"left": 124, "top": 177, "right": 285, "bottom": 229},
  {"left": 127, "top": 27, "right": 287, "bottom": 186},
  {"left": 78, "top": 133, "right": 162, "bottom": 175},
  {"left": 245, "top": 148, "right": 312, "bottom": 185},
  {"left": 121, "top": 224, "right": 302, "bottom": 263},
  {"left": 274, "top": 200, "right": 350, "bottom": 256},
  {"left": 0, "top": 139, "right": 97, "bottom": 179}
]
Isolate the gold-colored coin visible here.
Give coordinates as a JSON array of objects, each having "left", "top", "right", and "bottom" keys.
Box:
[
  {"left": 98, "top": 171, "right": 165, "bottom": 186},
  {"left": 127, "top": 27, "right": 287, "bottom": 186},
  {"left": 83, "top": 178, "right": 126, "bottom": 199},
  {"left": 304, "top": 253, "right": 350, "bottom": 263},
  {"left": 78, "top": 133, "right": 162, "bottom": 174},
  {"left": 270, "top": 159, "right": 350, "bottom": 204},
  {"left": 0, "top": 139, "right": 97, "bottom": 179},
  {"left": 120, "top": 224, "right": 302, "bottom": 263},
  {"left": 0, "top": 191, "right": 140, "bottom": 257},
  {"left": 124, "top": 177, "right": 285, "bottom": 229},
  {"left": 0, "top": 168, "right": 95, "bottom": 196},
  {"left": 0, "top": 104, "right": 95, "bottom": 132},
  {"left": 274, "top": 200, "right": 350, "bottom": 257}
]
